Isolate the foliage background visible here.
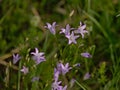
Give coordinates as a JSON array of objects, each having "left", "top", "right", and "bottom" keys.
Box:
[{"left": 0, "top": 0, "right": 120, "bottom": 90}]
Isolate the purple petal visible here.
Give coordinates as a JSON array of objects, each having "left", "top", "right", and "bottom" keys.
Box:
[
  {"left": 20, "top": 66, "right": 29, "bottom": 74},
  {"left": 83, "top": 72, "right": 90, "bottom": 80},
  {"left": 81, "top": 52, "right": 92, "bottom": 58},
  {"left": 13, "top": 54, "right": 21, "bottom": 64},
  {"left": 31, "top": 76, "right": 39, "bottom": 82}
]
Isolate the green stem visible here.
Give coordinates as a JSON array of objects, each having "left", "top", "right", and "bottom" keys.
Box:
[
  {"left": 109, "top": 44, "right": 115, "bottom": 72},
  {"left": 87, "top": 0, "right": 91, "bottom": 13},
  {"left": 85, "top": 59, "right": 89, "bottom": 72},
  {"left": 17, "top": 61, "right": 22, "bottom": 90},
  {"left": 75, "top": 80, "right": 86, "bottom": 90},
  {"left": 43, "top": 32, "right": 49, "bottom": 52}
]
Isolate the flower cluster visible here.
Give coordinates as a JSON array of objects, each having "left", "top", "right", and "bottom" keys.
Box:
[
  {"left": 12, "top": 21, "right": 92, "bottom": 89},
  {"left": 45, "top": 21, "right": 88, "bottom": 44},
  {"left": 52, "top": 62, "right": 72, "bottom": 90},
  {"left": 12, "top": 48, "right": 46, "bottom": 81}
]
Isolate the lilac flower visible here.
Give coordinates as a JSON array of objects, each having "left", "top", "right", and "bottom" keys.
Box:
[
  {"left": 57, "top": 63, "right": 72, "bottom": 75},
  {"left": 81, "top": 52, "right": 92, "bottom": 58},
  {"left": 74, "top": 22, "right": 88, "bottom": 38},
  {"left": 60, "top": 24, "right": 74, "bottom": 35},
  {"left": 52, "top": 81, "right": 62, "bottom": 90},
  {"left": 13, "top": 54, "right": 21, "bottom": 64},
  {"left": 60, "top": 63, "right": 72, "bottom": 75},
  {"left": 83, "top": 72, "right": 91, "bottom": 80},
  {"left": 20, "top": 66, "right": 29, "bottom": 74},
  {"left": 62, "top": 85, "right": 67, "bottom": 90},
  {"left": 56, "top": 62, "right": 63, "bottom": 72},
  {"left": 70, "top": 79, "right": 76, "bottom": 88},
  {"left": 31, "top": 48, "right": 46, "bottom": 65},
  {"left": 52, "top": 80, "right": 67, "bottom": 90},
  {"left": 45, "top": 22, "right": 57, "bottom": 35},
  {"left": 66, "top": 31, "right": 79, "bottom": 44},
  {"left": 54, "top": 68, "right": 60, "bottom": 81},
  {"left": 31, "top": 76, "right": 39, "bottom": 82}
]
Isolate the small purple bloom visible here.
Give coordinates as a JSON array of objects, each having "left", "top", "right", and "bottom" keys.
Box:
[
  {"left": 60, "top": 24, "right": 74, "bottom": 35},
  {"left": 31, "top": 76, "right": 39, "bottom": 82},
  {"left": 20, "top": 66, "right": 29, "bottom": 74},
  {"left": 81, "top": 52, "right": 92, "bottom": 58},
  {"left": 31, "top": 48, "right": 46, "bottom": 65},
  {"left": 57, "top": 63, "right": 72, "bottom": 75},
  {"left": 66, "top": 31, "right": 79, "bottom": 44},
  {"left": 54, "top": 68, "right": 60, "bottom": 81},
  {"left": 74, "top": 22, "right": 88, "bottom": 38},
  {"left": 62, "top": 85, "right": 67, "bottom": 90},
  {"left": 52, "top": 80, "right": 67, "bottom": 90},
  {"left": 45, "top": 22, "right": 57, "bottom": 35},
  {"left": 83, "top": 72, "right": 91, "bottom": 80},
  {"left": 70, "top": 79, "right": 76, "bottom": 88},
  {"left": 13, "top": 54, "right": 21, "bottom": 64},
  {"left": 52, "top": 81, "right": 62, "bottom": 90}
]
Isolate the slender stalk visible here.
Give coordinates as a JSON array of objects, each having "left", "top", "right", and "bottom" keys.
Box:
[
  {"left": 17, "top": 61, "right": 22, "bottom": 90},
  {"left": 87, "top": 0, "right": 91, "bottom": 13},
  {"left": 75, "top": 80, "right": 86, "bottom": 90},
  {"left": 43, "top": 32, "right": 49, "bottom": 52},
  {"left": 109, "top": 44, "right": 115, "bottom": 72},
  {"left": 85, "top": 58, "right": 89, "bottom": 72}
]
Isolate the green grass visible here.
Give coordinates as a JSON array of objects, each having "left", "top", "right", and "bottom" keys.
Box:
[{"left": 0, "top": 0, "right": 120, "bottom": 90}]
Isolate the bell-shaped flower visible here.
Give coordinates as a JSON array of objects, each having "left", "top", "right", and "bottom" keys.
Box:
[
  {"left": 13, "top": 54, "right": 21, "bottom": 64},
  {"left": 60, "top": 24, "right": 74, "bottom": 35},
  {"left": 45, "top": 22, "right": 57, "bottom": 35},
  {"left": 54, "top": 68, "right": 60, "bottom": 81},
  {"left": 74, "top": 22, "right": 88, "bottom": 38},
  {"left": 52, "top": 80, "right": 67, "bottom": 90},
  {"left": 81, "top": 52, "right": 92, "bottom": 58},
  {"left": 20, "top": 66, "right": 29, "bottom": 75},
  {"left": 83, "top": 72, "right": 91, "bottom": 80},
  {"left": 66, "top": 31, "right": 79, "bottom": 44},
  {"left": 57, "top": 63, "right": 72, "bottom": 75},
  {"left": 31, "top": 48, "right": 46, "bottom": 65}
]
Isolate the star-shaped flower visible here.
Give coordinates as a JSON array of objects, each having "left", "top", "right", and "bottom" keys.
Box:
[
  {"left": 13, "top": 54, "right": 21, "bottom": 64},
  {"left": 74, "top": 22, "right": 88, "bottom": 38},
  {"left": 52, "top": 80, "right": 67, "bottom": 90},
  {"left": 66, "top": 31, "right": 79, "bottom": 44},
  {"left": 45, "top": 22, "right": 57, "bottom": 35},
  {"left": 60, "top": 63, "right": 72, "bottom": 75},
  {"left": 52, "top": 81, "right": 62, "bottom": 90},
  {"left": 20, "top": 66, "right": 29, "bottom": 75},
  {"left": 57, "top": 63, "right": 72, "bottom": 75},
  {"left": 60, "top": 24, "right": 74, "bottom": 35},
  {"left": 31, "top": 48, "right": 46, "bottom": 65}
]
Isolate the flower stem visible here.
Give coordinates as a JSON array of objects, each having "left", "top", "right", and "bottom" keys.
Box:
[
  {"left": 75, "top": 80, "right": 86, "bottom": 90},
  {"left": 17, "top": 61, "right": 21, "bottom": 90}
]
